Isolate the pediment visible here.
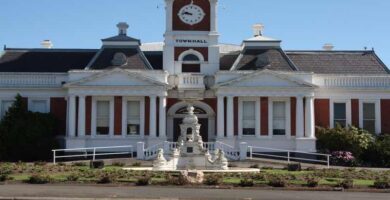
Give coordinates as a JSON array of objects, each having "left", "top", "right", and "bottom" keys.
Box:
[
  {"left": 216, "top": 70, "right": 316, "bottom": 88},
  {"left": 65, "top": 68, "right": 167, "bottom": 87}
]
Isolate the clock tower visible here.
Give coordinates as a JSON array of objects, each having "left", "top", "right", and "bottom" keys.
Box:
[{"left": 163, "top": 0, "right": 219, "bottom": 75}]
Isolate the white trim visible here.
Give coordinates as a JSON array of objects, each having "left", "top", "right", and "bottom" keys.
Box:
[
  {"left": 28, "top": 97, "right": 50, "bottom": 113},
  {"left": 330, "top": 99, "right": 352, "bottom": 128},
  {"left": 268, "top": 97, "right": 291, "bottom": 139},
  {"left": 91, "top": 96, "right": 114, "bottom": 138},
  {"left": 359, "top": 99, "right": 381, "bottom": 134},
  {"left": 178, "top": 49, "right": 205, "bottom": 62}
]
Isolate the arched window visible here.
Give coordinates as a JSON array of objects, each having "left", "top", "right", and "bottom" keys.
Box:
[
  {"left": 176, "top": 106, "right": 207, "bottom": 115},
  {"left": 182, "top": 54, "right": 200, "bottom": 62},
  {"left": 179, "top": 49, "right": 204, "bottom": 73}
]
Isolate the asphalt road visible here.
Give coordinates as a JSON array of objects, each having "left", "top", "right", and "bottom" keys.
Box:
[{"left": 0, "top": 184, "right": 389, "bottom": 200}]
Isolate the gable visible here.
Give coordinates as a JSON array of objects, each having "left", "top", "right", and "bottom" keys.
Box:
[{"left": 216, "top": 70, "right": 316, "bottom": 89}]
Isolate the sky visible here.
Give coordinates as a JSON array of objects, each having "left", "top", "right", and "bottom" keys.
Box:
[{"left": 1, "top": 0, "right": 389, "bottom": 66}]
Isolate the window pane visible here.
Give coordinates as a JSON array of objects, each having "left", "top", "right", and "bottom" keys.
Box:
[
  {"left": 31, "top": 100, "right": 47, "bottom": 113},
  {"left": 1, "top": 100, "right": 14, "bottom": 118},
  {"left": 273, "top": 102, "right": 286, "bottom": 135},
  {"left": 334, "top": 103, "right": 346, "bottom": 119},
  {"left": 96, "top": 101, "right": 109, "bottom": 135},
  {"left": 363, "top": 103, "right": 375, "bottom": 120},
  {"left": 242, "top": 101, "right": 255, "bottom": 135},
  {"left": 363, "top": 120, "right": 375, "bottom": 134},
  {"left": 334, "top": 120, "right": 346, "bottom": 128},
  {"left": 127, "top": 101, "right": 140, "bottom": 135}
]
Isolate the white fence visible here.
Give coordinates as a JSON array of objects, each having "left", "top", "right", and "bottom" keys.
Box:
[
  {"left": 248, "top": 146, "right": 331, "bottom": 168},
  {"left": 52, "top": 145, "right": 134, "bottom": 164}
]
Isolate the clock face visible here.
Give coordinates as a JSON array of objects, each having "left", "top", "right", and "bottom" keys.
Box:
[{"left": 178, "top": 4, "right": 205, "bottom": 25}]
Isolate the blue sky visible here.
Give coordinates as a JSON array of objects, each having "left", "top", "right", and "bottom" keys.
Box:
[{"left": 1, "top": 0, "right": 389, "bottom": 66}]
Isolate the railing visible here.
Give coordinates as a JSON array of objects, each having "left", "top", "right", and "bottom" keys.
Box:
[
  {"left": 177, "top": 73, "right": 205, "bottom": 90},
  {"left": 318, "top": 76, "right": 390, "bottom": 88},
  {"left": 248, "top": 146, "right": 331, "bottom": 168},
  {"left": 52, "top": 145, "right": 134, "bottom": 164},
  {"left": 0, "top": 73, "right": 67, "bottom": 88},
  {"left": 203, "top": 142, "right": 216, "bottom": 152},
  {"left": 144, "top": 143, "right": 164, "bottom": 160},
  {"left": 216, "top": 141, "right": 240, "bottom": 160}
]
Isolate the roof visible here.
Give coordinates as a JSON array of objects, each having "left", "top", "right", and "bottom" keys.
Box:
[
  {"left": 231, "top": 48, "right": 297, "bottom": 71},
  {"left": 87, "top": 47, "right": 152, "bottom": 70},
  {"left": 220, "top": 52, "right": 240, "bottom": 70},
  {"left": 0, "top": 48, "right": 97, "bottom": 72},
  {"left": 286, "top": 51, "right": 390, "bottom": 74},
  {"left": 101, "top": 35, "right": 140, "bottom": 44}
]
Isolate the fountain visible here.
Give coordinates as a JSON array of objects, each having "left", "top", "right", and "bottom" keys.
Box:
[{"left": 153, "top": 104, "right": 228, "bottom": 170}]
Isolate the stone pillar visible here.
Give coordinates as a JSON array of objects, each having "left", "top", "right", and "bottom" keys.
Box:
[
  {"left": 255, "top": 99, "right": 261, "bottom": 138},
  {"left": 239, "top": 142, "right": 248, "bottom": 160},
  {"left": 165, "top": 0, "right": 174, "bottom": 32},
  {"left": 77, "top": 95, "right": 86, "bottom": 137},
  {"left": 136, "top": 142, "right": 145, "bottom": 160},
  {"left": 226, "top": 96, "right": 234, "bottom": 138},
  {"left": 159, "top": 96, "right": 167, "bottom": 138},
  {"left": 109, "top": 99, "right": 115, "bottom": 137},
  {"left": 305, "top": 96, "right": 315, "bottom": 138},
  {"left": 68, "top": 95, "right": 76, "bottom": 137},
  {"left": 210, "top": 0, "right": 218, "bottom": 33},
  {"left": 296, "top": 96, "right": 304, "bottom": 138},
  {"left": 217, "top": 96, "right": 225, "bottom": 138},
  {"left": 149, "top": 96, "right": 157, "bottom": 138}
]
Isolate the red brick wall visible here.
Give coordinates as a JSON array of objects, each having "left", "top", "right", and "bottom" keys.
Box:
[
  {"left": 314, "top": 99, "right": 330, "bottom": 128},
  {"left": 145, "top": 97, "right": 150, "bottom": 135},
  {"left": 261, "top": 97, "right": 269, "bottom": 135},
  {"left": 290, "top": 97, "right": 296, "bottom": 136},
  {"left": 172, "top": 0, "right": 211, "bottom": 31},
  {"left": 114, "top": 96, "right": 122, "bottom": 135},
  {"left": 351, "top": 99, "right": 359, "bottom": 127},
  {"left": 50, "top": 97, "right": 67, "bottom": 136},
  {"left": 381, "top": 99, "right": 390, "bottom": 134},
  {"left": 85, "top": 97, "right": 91, "bottom": 135}
]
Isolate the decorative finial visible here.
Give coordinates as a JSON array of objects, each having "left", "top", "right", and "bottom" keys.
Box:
[
  {"left": 252, "top": 23, "right": 264, "bottom": 37},
  {"left": 117, "top": 22, "right": 129, "bottom": 36}
]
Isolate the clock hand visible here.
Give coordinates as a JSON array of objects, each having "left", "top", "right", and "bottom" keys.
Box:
[{"left": 182, "top": 11, "right": 193, "bottom": 16}]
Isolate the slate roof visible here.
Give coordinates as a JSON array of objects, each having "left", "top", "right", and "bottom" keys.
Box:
[
  {"left": 0, "top": 49, "right": 97, "bottom": 72},
  {"left": 231, "top": 48, "right": 297, "bottom": 71},
  {"left": 87, "top": 47, "right": 152, "bottom": 70},
  {"left": 220, "top": 52, "right": 240, "bottom": 70},
  {"left": 286, "top": 51, "right": 390, "bottom": 74}
]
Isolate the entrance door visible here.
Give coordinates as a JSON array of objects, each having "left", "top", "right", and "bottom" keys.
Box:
[{"left": 173, "top": 118, "right": 208, "bottom": 142}]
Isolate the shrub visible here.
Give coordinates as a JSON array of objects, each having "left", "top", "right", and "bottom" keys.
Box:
[
  {"left": 90, "top": 160, "right": 104, "bottom": 169},
  {"left": 0, "top": 94, "right": 58, "bottom": 161},
  {"left": 337, "top": 178, "right": 354, "bottom": 189},
  {"left": 268, "top": 177, "right": 287, "bottom": 187},
  {"left": 166, "top": 173, "right": 188, "bottom": 185},
  {"left": 0, "top": 174, "right": 9, "bottom": 182},
  {"left": 66, "top": 173, "right": 79, "bottom": 181},
  {"left": 112, "top": 162, "right": 125, "bottom": 167},
  {"left": 136, "top": 176, "right": 152, "bottom": 186},
  {"left": 239, "top": 178, "right": 254, "bottom": 187},
  {"left": 373, "top": 179, "right": 390, "bottom": 189},
  {"left": 27, "top": 174, "right": 52, "bottom": 184},
  {"left": 287, "top": 163, "right": 302, "bottom": 171},
  {"left": 97, "top": 173, "right": 115, "bottom": 184},
  {"left": 316, "top": 125, "right": 374, "bottom": 158},
  {"left": 203, "top": 174, "right": 223, "bottom": 185},
  {"left": 331, "top": 151, "right": 357, "bottom": 167},
  {"left": 361, "top": 135, "right": 390, "bottom": 167},
  {"left": 72, "top": 162, "right": 87, "bottom": 167},
  {"left": 132, "top": 162, "right": 141, "bottom": 167},
  {"left": 305, "top": 176, "right": 320, "bottom": 187}
]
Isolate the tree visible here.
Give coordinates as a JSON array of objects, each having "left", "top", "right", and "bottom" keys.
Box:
[{"left": 0, "top": 94, "right": 58, "bottom": 161}]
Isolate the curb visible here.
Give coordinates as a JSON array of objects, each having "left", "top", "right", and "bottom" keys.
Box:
[{"left": 0, "top": 198, "right": 178, "bottom": 200}]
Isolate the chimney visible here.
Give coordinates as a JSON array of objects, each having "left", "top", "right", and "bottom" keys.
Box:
[
  {"left": 323, "top": 43, "right": 334, "bottom": 51},
  {"left": 252, "top": 23, "right": 265, "bottom": 37},
  {"left": 41, "top": 40, "right": 53, "bottom": 49},
  {"left": 117, "top": 22, "right": 129, "bottom": 36}
]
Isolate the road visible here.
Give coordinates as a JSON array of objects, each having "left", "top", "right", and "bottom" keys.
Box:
[{"left": 0, "top": 184, "right": 389, "bottom": 200}]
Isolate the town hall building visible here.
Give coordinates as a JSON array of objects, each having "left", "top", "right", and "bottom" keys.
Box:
[{"left": 1, "top": 0, "right": 390, "bottom": 154}]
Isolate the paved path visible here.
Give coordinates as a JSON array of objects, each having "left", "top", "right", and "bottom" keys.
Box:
[{"left": 0, "top": 184, "right": 389, "bottom": 200}]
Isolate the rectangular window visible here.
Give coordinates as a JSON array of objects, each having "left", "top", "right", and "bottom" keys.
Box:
[
  {"left": 96, "top": 101, "right": 110, "bottom": 135},
  {"left": 242, "top": 101, "right": 255, "bottom": 135},
  {"left": 1, "top": 100, "right": 14, "bottom": 118},
  {"left": 334, "top": 103, "right": 346, "bottom": 127},
  {"left": 30, "top": 100, "right": 48, "bottom": 113},
  {"left": 273, "top": 102, "right": 286, "bottom": 135},
  {"left": 127, "top": 101, "right": 140, "bottom": 135},
  {"left": 182, "top": 64, "right": 201, "bottom": 73},
  {"left": 363, "top": 103, "right": 376, "bottom": 134}
]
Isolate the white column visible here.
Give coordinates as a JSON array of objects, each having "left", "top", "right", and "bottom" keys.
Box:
[
  {"left": 217, "top": 96, "right": 225, "bottom": 138},
  {"left": 91, "top": 98, "right": 97, "bottom": 137},
  {"left": 305, "top": 96, "right": 315, "bottom": 138},
  {"left": 165, "top": 0, "right": 173, "bottom": 32},
  {"left": 159, "top": 96, "right": 167, "bottom": 139},
  {"left": 68, "top": 95, "right": 76, "bottom": 137},
  {"left": 149, "top": 96, "right": 157, "bottom": 138},
  {"left": 296, "top": 96, "right": 304, "bottom": 138},
  {"left": 210, "top": 0, "right": 218, "bottom": 32},
  {"left": 77, "top": 95, "right": 86, "bottom": 137},
  {"left": 109, "top": 98, "right": 115, "bottom": 137},
  {"left": 226, "top": 96, "right": 234, "bottom": 138}
]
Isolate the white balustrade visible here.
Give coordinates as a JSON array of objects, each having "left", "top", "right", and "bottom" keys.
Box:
[
  {"left": 318, "top": 76, "right": 390, "bottom": 88},
  {"left": 0, "top": 73, "right": 67, "bottom": 88},
  {"left": 177, "top": 73, "right": 205, "bottom": 90}
]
